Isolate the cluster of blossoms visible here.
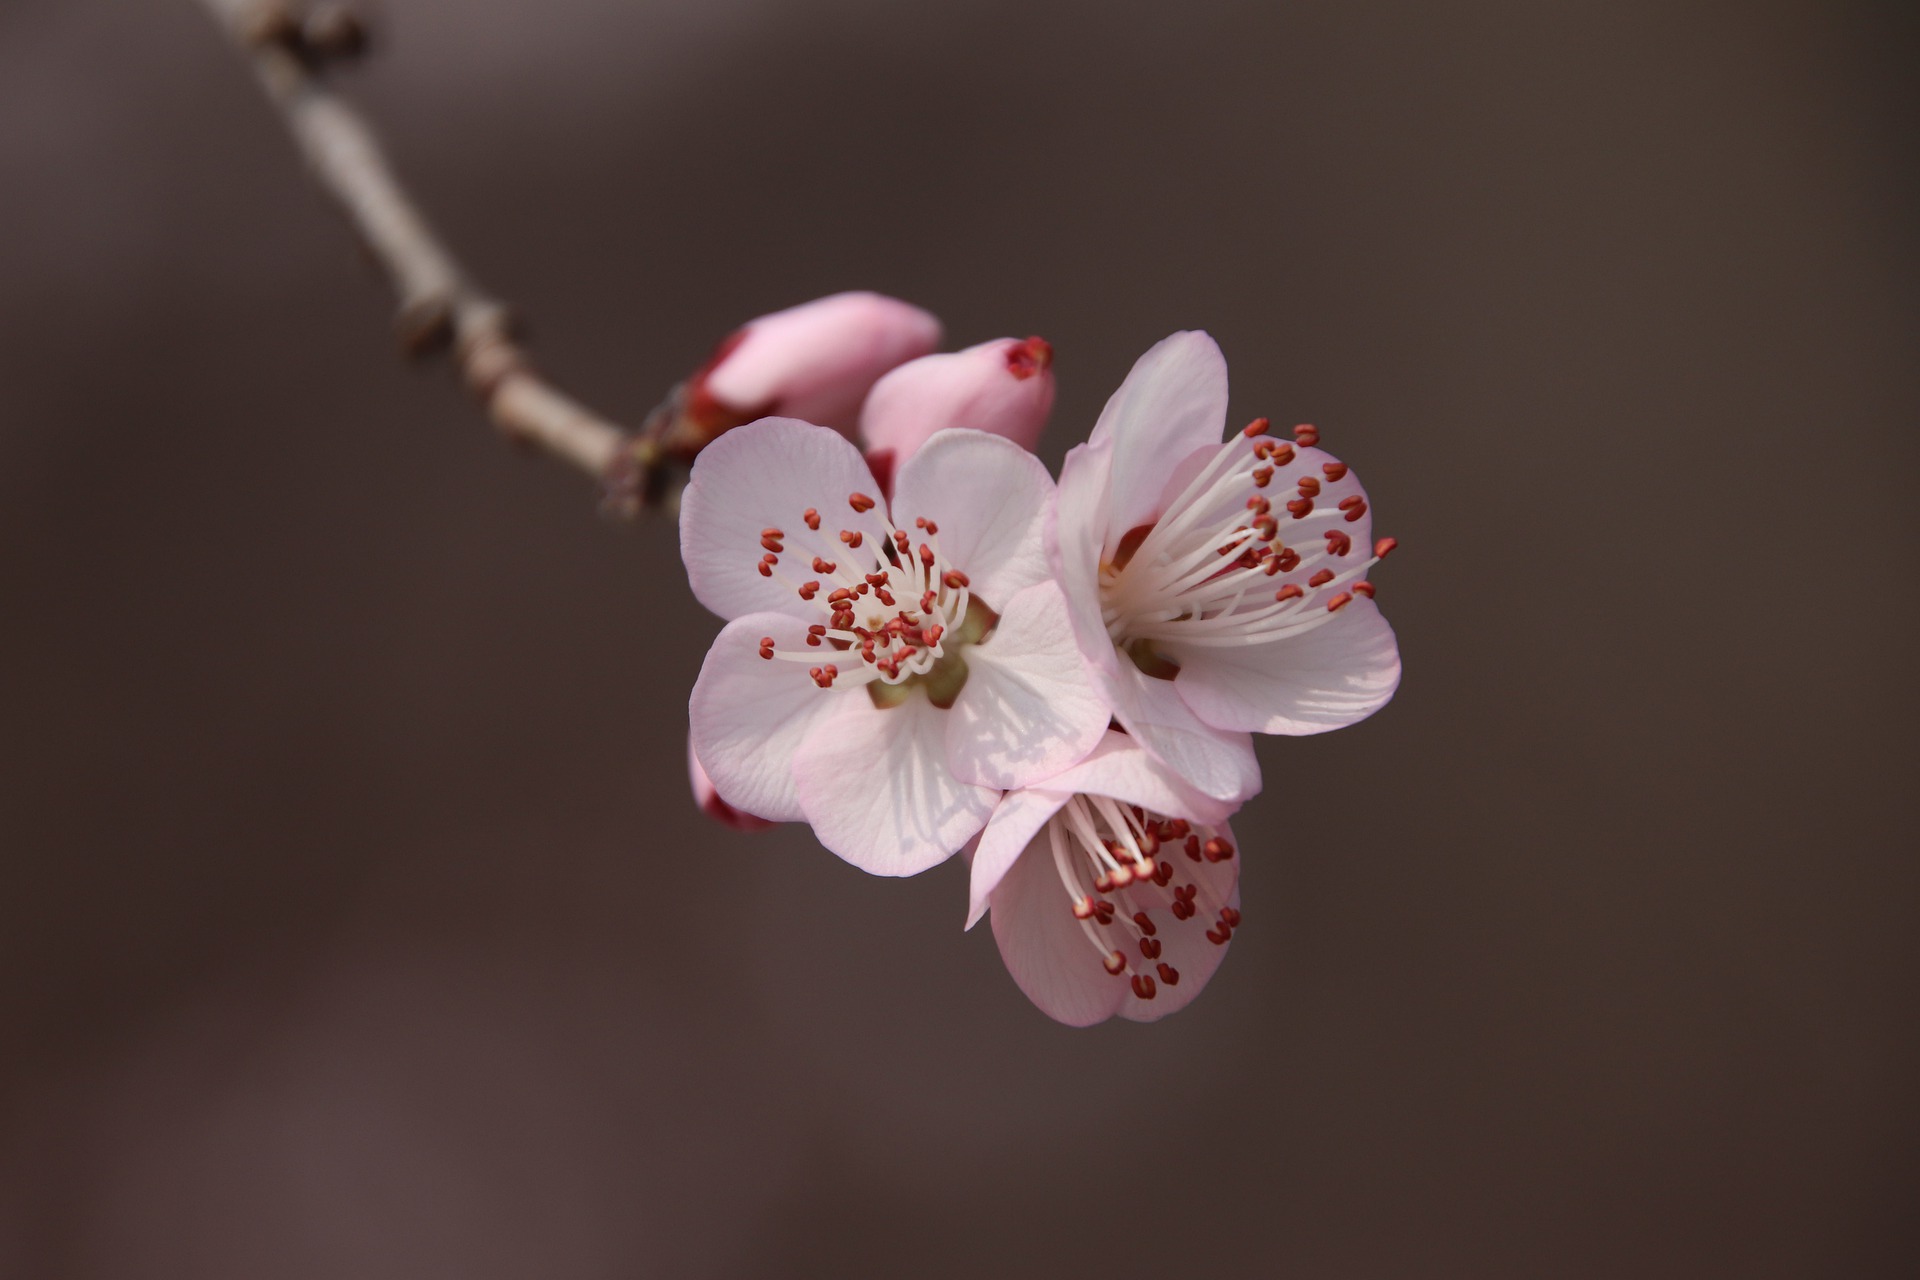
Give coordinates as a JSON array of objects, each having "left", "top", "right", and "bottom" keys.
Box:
[{"left": 676, "top": 294, "right": 1401, "bottom": 1025}]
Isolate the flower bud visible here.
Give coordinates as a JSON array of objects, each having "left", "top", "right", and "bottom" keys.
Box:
[
  {"left": 686, "top": 292, "right": 942, "bottom": 440},
  {"left": 688, "top": 736, "right": 773, "bottom": 832},
  {"left": 858, "top": 337, "right": 1055, "bottom": 475}
]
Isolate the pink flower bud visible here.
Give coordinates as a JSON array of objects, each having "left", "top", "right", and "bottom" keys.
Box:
[
  {"left": 688, "top": 292, "right": 942, "bottom": 436},
  {"left": 688, "top": 736, "right": 773, "bottom": 832},
  {"left": 858, "top": 337, "right": 1056, "bottom": 476}
]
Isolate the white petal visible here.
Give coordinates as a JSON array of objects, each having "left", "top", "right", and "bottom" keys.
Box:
[
  {"left": 988, "top": 823, "right": 1130, "bottom": 1027},
  {"left": 679, "top": 418, "right": 891, "bottom": 621},
  {"left": 688, "top": 613, "right": 848, "bottom": 823},
  {"left": 944, "top": 582, "right": 1110, "bottom": 791},
  {"left": 1170, "top": 596, "right": 1402, "bottom": 734},
  {"left": 1028, "top": 731, "right": 1238, "bottom": 826},
  {"left": 1049, "top": 442, "right": 1123, "bottom": 678},
  {"left": 793, "top": 693, "right": 998, "bottom": 877},
  {"left": 888, "top": 429, "right": 1055, "bottom": 606},
  {"left": 1108, "top": 665, "right": 1262, "bottom": 803},
  {"left": 1089, "top": 332, "right": 1229, "bottom": 536},
  {"left": 965, "top": 787, "right": 1071, "bottom": 930}
]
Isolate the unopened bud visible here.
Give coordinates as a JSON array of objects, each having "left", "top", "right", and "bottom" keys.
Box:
[{"left": 858, "top": 336, "right": 1056, "bottom": 471}]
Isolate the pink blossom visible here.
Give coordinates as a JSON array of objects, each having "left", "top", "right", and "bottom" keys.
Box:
[
  {"left": 968, "top": 733, "right": 1243, "bottom": 1025},
  {"left": 681, "top": 419, "right": 1110, "bottom": 875},
  {"left": 1051, "top": 332, "right": 1401, "bottom": 801},
  {"left": 686, "top": 292, "right": 942, "bottom": 437},
  {"left": 859, "top": 336, "right": 1056, "bottom": 480},
  {"left": 688, "top": 736, "right": 773, "bottom": 832}
]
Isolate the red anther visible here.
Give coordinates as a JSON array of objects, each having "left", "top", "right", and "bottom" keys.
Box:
[
  {"left": 1293, "top": 423, "right": 1320, "bottom": 446},
  {"left": 761, "top": 527, "right": 785, "bottom": 540},
  {"left": 1221, "top": 907, "right": 1242, "bottom": 928},
  {"left": 1286, "top": 498, "right": 1313, "bottom": 519},
  {"left": 875, "top": 589, "right": 896, "bottom": 606},
  {"left": 1246, "top": 496, "right": 1271, "bottom": 514},
  {"left": 1175, "top": 884, "right": 1198, "bottom": 902},
  {"left": 1326, "top": 531, "right": 1352, "bottom": 557},
  {"left": 1165, "top": 819, "right": 1190, "bottom": 839},
  {"left": 1171, "top": 899, "right": 1194, "bottom": 921},
  {"left": 1343, "top": 500, "right": 1368, "bottom": 522},
  {"left": 1253, "top": 516, "right": 1278, "bottom": 540},
  {"left": 756, "top": 562, "right": 772, "bottom": 577},
  {"left": 1006, "top": 336, "right": 1054, "bottom": 380},
  {"left": 1353, "top": 580, "right": 1376, "bottom": 598},
  {"left": 1104, "top": 950, "right": 1128, "bottom": 976},
  {"left": 1094, "top": 900, "right": 1116, "bottom": 924},
  {"left": 803, "top": 508, "right": 821, "bottom": 531},
  {"left": 807, "top": 623, "right": 827, "bottom": 636},
  {"left": 914, "top": 517, "right": 939, "bottom": 534},
  {"left": 821, "top": 666, "right": 838, "bottom": 686},
  {"left": 1153, "top": 861, "right": 1174, "bottom": 887},
  {"left": 1131, "top": 974, "right": 1158, "bottom": 1000},
  {"left": 1203, "top": 837, "right": 1235, "bottom": 862},
  {"left": 854, "top": 582, "right": 870, "bottom": 596},
  {"left": 1205, "top": 927, "right": 1230, "bottom": 945},
  {"left": 1274, "top": 584, "right": 1304, "bottom": 603},
  {"left": 1271, "top": 443, "right": 1295, "bottom": 466},
  {"left": 1322, "top": 462, "right": 1349, "bottom": 481},
  {"left": 760, "top": 539, "right": 782, "bottom": 556},
  {"left": 848, "top": 492, "right": 876, "bottom": 513},
  {"left": 1337, "top": 495, "right": 1364, "bottom": 511},
  {"left": 1109, "top": 864, "right": 1135, "bottom": 888},
  {"left": 757, "top": 636, "right": 775, "bottom": 659},
  {"left": 919, "top": 544, "right": 936, "bottom": 570},
  {"left": 1184, "top": 834, "right": 1202, "bottom": 862},
  {"left": 942, "top": 570, "right": 970, "bottom": 589},
  {"left": 1135, "top": 855, "right": 1158, "bottom": 882},
  {"left": 1326, "top": 591, "right": 1353, "bottom": 612},
  {"left": 839, "top": 530, "right": 863, "bottom": 548},
  {"left": 1242, "top": 417, "right": 1271, "bottom": 438},
  {"left": 890, "top": 646, "right": 912, "bottom": 665},
  {"left": 1253, "top": 440, "right": 1276, "bottom": 460},
  {"left": 865, "top": 572, "right": 890, "bottom": 587},
  {"left": 1132, "top": 911, "right": 1158, "bottom": 937},
  {"left": 1279, "top": 549, "right": 1304, "bottom": 573},
  {"left": 921, "top": 624, "right": 944, "bottom": 647},
  {"left": 1157, "top": 963, "right": 1180, "bottom": 986},
  {"left": 807, "top": 558, "right": 831, "bottom": 575},
  {"left": 1073, "top": 896, "right": 1096, "bottom": 920},
  {"left": 1308, "top": 569, "right": 1335, "bottom": 587},
  {"left": 827, "top": 588, "right": 853, "bottom": 604},
  {"left": 1137, "top": 830, "right": 1161, "bottom": 857},
  {"left": 798, "top": 581, "right": 820, "bottom": 601},
  {"left": 1296, "top": 475, "right": 1321, "bottom": 497},
  {"left": 1374, "top": 537, "right": 1398, "bottom": 559},
  {"left": 1093, "top": 872, "right": 1113, "bottom": 894},
  {"left": 1139, "top": 937, "right": 1163, "bottom": 960},
  {"left": 920, "top": 591, "right": 937, "bottom": 612},
  {"left": 1252, "top": 467, "right": 1274, "bottom": 488},
  {"left": 808, "top": 666, "right": 822, "bottom": 683}
]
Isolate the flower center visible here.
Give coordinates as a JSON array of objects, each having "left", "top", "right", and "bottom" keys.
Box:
[
  {"left": 751, "top": 491, "right": 996, "bottom": 706},
  {"left": 1098, "top": 420, "right": 1395, "bottom": 678},
  {"left": 1046, "top": 795, "right": 1240, "bottom": 1001}
]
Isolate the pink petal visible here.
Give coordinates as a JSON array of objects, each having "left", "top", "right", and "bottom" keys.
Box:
[
  {"left": 888, "top": 429, "right": 1055, "bottom": 608},
  {"left": 687, "top": 735, "right": 774, "bottom": 832},
  {"left": 699, "top": 292, "right": 942, "bottom": 433},
  {"left": 858, "top": 337, "right": 1056, "bottom": 466},
  {"left": 679, "top": 418, "right": 890, "bottom": 622},
  {"left": 793, "top": 694, "right": 998, "bottom": 877},
  {"left": 1089, "top": 331, "right": 1229, "bottom": 536},
  {"left": 1107, "top": 664, "right": 1262, "bottom": 803},
  {"left": 1049, "top": 442, "right": 1122, "bottom": 679},
  {"left": 965, "top": 786, "right": 1070, "bottom": 930},
  {"left": 1171, "top": 597, "right": 1402, "bottom": 734},
  {"left": 942, "top": 581, "right": 1109, "bottom": 791},
  {"left": 987, "top": 819, "right": 1131, "bottom": 1026},
  {"left": 688, "top": 612, "right": 849, "bottom": 823}
]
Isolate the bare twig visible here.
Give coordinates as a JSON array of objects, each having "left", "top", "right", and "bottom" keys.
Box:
[{"left": 197, "top": 0, "right": 664, "bottom": 507}]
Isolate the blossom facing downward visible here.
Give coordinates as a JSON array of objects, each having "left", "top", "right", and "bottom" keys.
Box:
[
  {"left": 686, "top": 292, "right": 942, "bottom": 438},
  {"left": 860, "top": 337, "right": 1057, "bottom": 483},
  {"left": 683, "top": 419, "right": 1109, "bottom": 875},
  {"left": 1052, "top": 332, "right": 1402, "bottom": 802},
  {"left": 969, "top": 733, "right": 1243, "bottom": 1025}
]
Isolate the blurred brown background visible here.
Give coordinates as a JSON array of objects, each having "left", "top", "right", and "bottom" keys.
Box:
[{"left": 1, "top": 0, "right": 1914, "bottom": 1275}]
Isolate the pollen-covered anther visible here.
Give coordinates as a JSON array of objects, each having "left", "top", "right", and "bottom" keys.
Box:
[
  {"left": 1131, "top": 974, "right": 1157, "bottom": 1000},
  {"left": 802, "top": 508, "right": 821, "bottom": 531},
  {"left": 1325, "top": 531, "right": 1352, "bottom": 557},
  {"left": 1242, "top": 417, "right": 1271, "bottom": 438},
  {"left": 1326, "top": 592, "right": 1353, "bottom": 612},
  {"left": 1252, "top": 467, "right": 1274, "bottom": 488},
  {"left": 921, "top": 624, "right": 944, "bottom": 647},
  {"left": 839, "top": 530, "right": 863, "bottom": 548},
  {"left": 1139, "top": 937, "right": 1163, "bottom": 960},
  {"left": 1074, "top": 896, "right": 1097, "bottom": 920},
  {"left": 1204, "top": 926, "right": 1230, "bottom": 946},
  {"left": 1132, "top": 911, "right": 1157, "bottom": 937},
  {"left": 757, "top": 636, "right": 775, "bottom": 660},
  {"left": 1247, "top": 496, "right": 1271, "bottom": 514},
  {"left": 1287, "top": 497, "right": 1314, "bottom": 519},
  {"left": 1221, "top": 908, "right": 1242, "bottom": 928},
  {"left": 1293, "top": 423, "right": 1320, "bottom": 447},
  {"left": 942, "top": 570, "right": 969, "bottom": 589},
  {"left": 848, "top": 492, "right": 876, "bottom": 513},
  {"left": 913, "top": 517, "right": 939, "bottom": 534},
  {"left": 1307, "top": 569, "right": 1335, "bottom": 588},
  {"left": 1103, "top": 950, "right": 1128, "bottom": 976},
  {"left": 1322, "top": 462, "right": 1349, "bottom": 481},
  {"left": 797, "top": 581, "right": 820, "bottom": 600},
  {"left": 1157, "top": 963, "right": 1180, "bottom": 986},
  {"left": 1296, "top": 475, "right": 1321, "bottom": 498},
  {"left": 1374, "top": 536, "right": 1398, "bottom": 559},
  {"left": 1274, "top": 584, "right": 1304, "bottom": 603},
  {"left": 1343, "top": 500, "right": 1368, "bottom": 523},
  {"left": 1353, "top": 581, "right": 1376, "bottom": 599},
  {"left": 1202, "top": 837, "right": 1235, "bottom": 863}
]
